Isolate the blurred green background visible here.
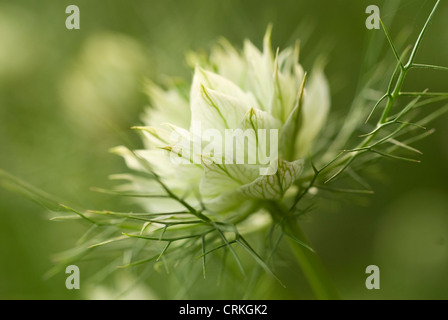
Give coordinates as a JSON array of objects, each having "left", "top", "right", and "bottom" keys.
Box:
[{"left": 0, "top": 0, "right": 447, "bottom": 299}]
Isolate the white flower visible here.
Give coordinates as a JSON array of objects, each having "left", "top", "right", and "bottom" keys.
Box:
[{"left": 113, "top": 26, "right": 330, "bottom": 216}]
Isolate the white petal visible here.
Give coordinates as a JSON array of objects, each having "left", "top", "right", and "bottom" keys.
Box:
[
  {"left": 238, "top": 158, "right": 303, "bottom": 200},
  {"left": 270, "top": 47, "right": 305, "bottom": 122},
  {"left": 295, "top": 67, "right": 330, "bottom": 157},
  {"left": 234, "top": 108, "right": 282, "bottom": 166},
  {"left": 243, "top": 26, "right": 275, "bottom": 110},
  {"left": 142, "top": 80, "right": 190, "bottom": 129},
  {"left": 199, "top": 162, "right": 260, "bottom": 198},
  {"left": 190, "top": 67, "right": 258, "bottom": 133},
  {"left": 210, "top": 38, "right": 248, "bottom": 89},
  {"left": 279, "top": 74, "right": 306, "bottom": 160}
]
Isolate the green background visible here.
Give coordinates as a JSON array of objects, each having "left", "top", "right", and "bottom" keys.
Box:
[{"left": 0, "top": 0, "right": 447, "bottom": 299}]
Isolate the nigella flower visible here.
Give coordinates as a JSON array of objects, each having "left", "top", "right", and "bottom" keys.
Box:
[
  {"left": 0, "top": 1, "right": 445, "bottom": 300},
  {"left": 113, "top": 26, "right": 329, "bottom": 218}
]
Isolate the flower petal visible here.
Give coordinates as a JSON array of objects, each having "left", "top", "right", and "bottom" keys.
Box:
[
  {"left": 235, "top": 108, "right": 282, "bottom": 166},
  {"left": 199, "top": 162, "right": 260, "bottom": 198},
  {"left": 190, "top": 67, "right": 258, "bottom": 133},
  {"left": 239, "top": 158, "right": 303, "bottom": 200},
  {"left": 210, "top": 38, "right": 248, "bottom": 89},
  {"left": 295, "top": 66, "right": 330, "bottom": 157},
  {"left": 243, "top": 26, "right": 274, "bottom": 110},
  {"left": 142, "top": 80, "right": 190, "bottom": 129}
]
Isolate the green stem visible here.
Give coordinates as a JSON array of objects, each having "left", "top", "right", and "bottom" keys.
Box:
[
  {"left": 284, "top": 218, "right": 340, "bottom": 300},
  {"left": 267, "top": 203, "right": 340, "bottom": 300}
]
